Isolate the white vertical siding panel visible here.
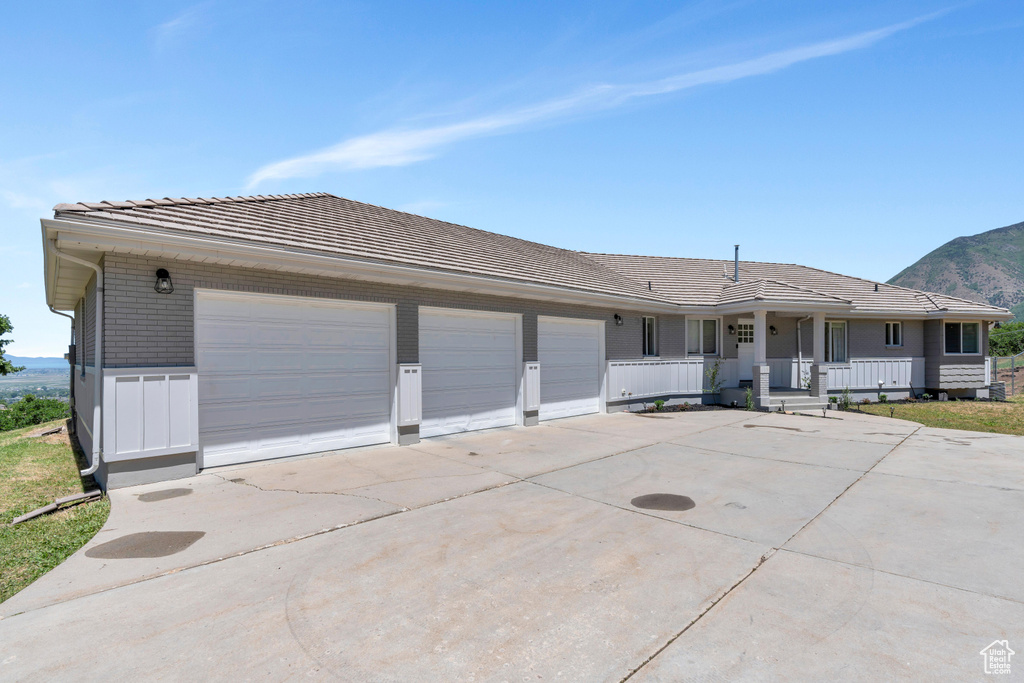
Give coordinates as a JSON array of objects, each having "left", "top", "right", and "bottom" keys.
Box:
[{"left": 102, "top": 368, "right": 199, "bottom": 462}]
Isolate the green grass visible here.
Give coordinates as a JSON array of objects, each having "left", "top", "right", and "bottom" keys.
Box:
[
  {"left": 0, "top": 419, "right": 109, "bottom": 603},
  {"left": 858, "top": 396, "right": 1024, "bottom": 436}
]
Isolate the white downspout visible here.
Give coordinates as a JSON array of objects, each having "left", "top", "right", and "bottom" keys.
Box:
[
  {"left": 47, "top": 239, "right": 103, "bottom": 476},
  {"left": 796, "top": 316, "right": 811, "bottom": 389},
  {"left": 47, "top": 306, "right": 76, "bottom": 424}
]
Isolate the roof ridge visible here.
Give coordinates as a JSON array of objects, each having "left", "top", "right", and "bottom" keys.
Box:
[
  {"left": 759, "top": 277, "right": 852, "bottom": 303},
  {"left": 581, "top": 251, "right": 803, "bottom": 268},
  {"left": 53, "top": 192, "right": 332, "bottom": 213},
  {"left": 921, "top": 289, "right": 1011, "bottom": 311}
]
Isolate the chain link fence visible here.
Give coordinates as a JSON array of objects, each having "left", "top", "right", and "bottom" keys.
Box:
[{"left": 991, "top": 352, "right": 1024, "bottom": 397}]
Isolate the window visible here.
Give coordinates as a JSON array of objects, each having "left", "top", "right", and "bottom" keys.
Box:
[
  {"left": 885, "top": 322, "right": 902, "bottom": 347},
  {"left": 642, "top": 316, "right": 657, "bottom": 356},
  {"left": 944, "top": 322, "right": 980, "bottom": 354},
  {"left": 687, "top": 319, "right": 719, "bottom": 355},
  {"left": 736, "top": 322, "right": 754, "bottom": 344},
  {"left": 825, "top": 321, "right": 847, "bottom": 362}
]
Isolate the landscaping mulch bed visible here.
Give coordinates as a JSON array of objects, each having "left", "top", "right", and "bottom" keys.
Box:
[{"left": 630, "top": 403, "right": 729, "bottom": 414}]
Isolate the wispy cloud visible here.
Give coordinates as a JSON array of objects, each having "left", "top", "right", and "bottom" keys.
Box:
[
  {"left": 16, "top": 282, "right": 32, "bottom": 289},
  {"left": 153, "top": 4, "right": 207, "bottom": 51},
  {"left": 0, "top": 189, "right": 49, "bottom": 214},
  {"left": 247, "top": 12, "right": 941, "bottom": 188}
]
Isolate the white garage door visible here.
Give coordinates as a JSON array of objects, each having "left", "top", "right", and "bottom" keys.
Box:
[
  {"left": 196, "top": 291, "right": 393, "bottom": 468},
  {"left": 420, "top": 309, "right": 519, "bottom": 438},
  {"left": 538, "top": 317, "right": 602, "bottom": 421}
]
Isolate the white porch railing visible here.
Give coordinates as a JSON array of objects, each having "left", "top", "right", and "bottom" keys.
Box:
[
  {"left": 825, "top": 357, "right": 925, "bottom": 390},
  {"left": 607, "top": 359, "right": 707, "bottom": 400},
  {"left": 985, "top": 357, "right": 992, "bottom": 387},
  {"left": 766, "top": 358, "right": 814, "bottom": 389},
  {"left": 101, "top": 367, "right": 199, "bottom": 462}
]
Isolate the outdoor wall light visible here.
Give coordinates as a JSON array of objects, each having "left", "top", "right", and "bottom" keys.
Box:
[
  {"left": 614, "top": 314, "right": 623, "bottom": 326},
  {"left": 154, "top": 268, "right": 174, "bottom": 294},
  {"left": 727, "top": 324, "right": 735, "bottom": 335},
  {"left": 769, "top": 325, "right": 778, "bottom": 336}
]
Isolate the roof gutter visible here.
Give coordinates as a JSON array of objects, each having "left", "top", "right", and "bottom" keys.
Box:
[
  {"left": 46, "top": 239, "right": 103, "bottom": 477},
  {"left": 42, "top": 216, "right": 691, "bottom": 314}
]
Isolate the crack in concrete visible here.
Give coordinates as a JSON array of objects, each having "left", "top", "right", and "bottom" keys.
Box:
[
  {"left": 662, "top": 439, "right": 884, "bottom": 474},
  {"left": 619, "top": 549, "right": 776, "bottom": 681},
  {"left": 777, "top": 547, "right": 1024, "bottom": 606},
  {"left": 866, "top": 468, "right": 1024, "bottom": 493},
  {"left": 208, "top": 472, "right": 405, "bottom": 508},
  {"left": 620, "top": 424, "right": 923, "bottom": 680}
]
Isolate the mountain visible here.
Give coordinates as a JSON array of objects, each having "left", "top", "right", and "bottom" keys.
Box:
[
  {"left": 6, "top": 356, "right": 67, "bottom": 370},
  {"left": 888, "top": 220, "right": 1024, "bottom": 320}
]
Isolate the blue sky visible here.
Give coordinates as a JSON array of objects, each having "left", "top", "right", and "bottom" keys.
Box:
[{"left": 2, "top": 1, "right": 1022, "bottom": 357}]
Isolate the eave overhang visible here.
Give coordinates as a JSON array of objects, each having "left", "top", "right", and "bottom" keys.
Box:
[
  {"left": 41, "top": 217, "right": 690, "bottom": 314},
  {"left": 41, "top": 216, "right": 1015, "bottom": 322}
]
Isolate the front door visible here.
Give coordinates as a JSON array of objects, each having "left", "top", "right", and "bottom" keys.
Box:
[{"left": 737, "top": 319, "right": 754, "bottom": 381}]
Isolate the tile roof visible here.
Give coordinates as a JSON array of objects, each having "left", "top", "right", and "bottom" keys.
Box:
[
  {"left": 54, "top": 192, "right": 668, "bottom": 304},
  {"left": 583, "top": 252, "right": 1006, "bottom": 315},
  {"left": 716, "top": 279, "right": 851, "bottom": 306},
  {"left": 53, "top": 192, "right": 1010, "bottom": 316}
]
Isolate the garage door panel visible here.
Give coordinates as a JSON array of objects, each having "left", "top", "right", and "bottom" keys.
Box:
[
  {"left": 196, "top": 292, "right": 393, "bottom": 468},
  {"left": 197, "top": 296, "right": 252, "bottom": 320},
  {"left": 306, "top": 349, "right": 390, "bottom": 372},
  {"left": 419, "top": 310, "right": 518, "bottom": 438},
  {"left": 307, "top": 326, "right": 389, "bottom": 346},
  {"left": 196, "top": 321, "right": 252, "bottom": 346},
  {"left": 539, "top": 318, "right": 601, "bottom": 421},
  {"left": 251, "top": 323, "right": 307, "bottom": 346},
  {"left": 422, "top": 366, "right": 516, "bottom": 391}
]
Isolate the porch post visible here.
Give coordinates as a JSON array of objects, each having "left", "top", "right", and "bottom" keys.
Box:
[
  {"left": 752, "top": 310, "right": 770, "bottom": 409},
  {"left": 810, "top": 311, "right": 828, "bottom": 398}
]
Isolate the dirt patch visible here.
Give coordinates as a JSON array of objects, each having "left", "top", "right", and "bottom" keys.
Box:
[
  {"left": 85, "top": 531, "right": 205, "bottom": 559},
  {"left": 137, "top": 488, "right": 193, "bottom": 503},
  {"left": 630, "top": 494, "right": 695, "bottom": 511}
]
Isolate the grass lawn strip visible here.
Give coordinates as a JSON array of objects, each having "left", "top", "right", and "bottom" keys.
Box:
[
  {"left": 0, "top": 419, "right": 110, "bottom": 603},
  {"left": 857, "top": 396, "right": 1024, "bottom": 436}
]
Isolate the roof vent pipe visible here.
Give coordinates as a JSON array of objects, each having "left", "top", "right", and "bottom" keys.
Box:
[{"left": 734, "top": 245, "right": 740, "bottom": 282}]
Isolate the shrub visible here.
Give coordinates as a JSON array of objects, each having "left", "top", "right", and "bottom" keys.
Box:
[
  {"left": 879, "top": 393, "right": 888, "bottom": 403},
  {"left": 0, "top": 394, "right": 70, "bottom": 432},
  {"left": 744, "top": 386, "right": 754, "bottom": 411},
  {"left": 860, "top": 398, "right": 872, "bottom": 405},
  {"left": 653, "top": 399, "right": 665, "bottom": 411},
  {"left": 828, "top": 396, "right": 837, "bottom": 404},
  {"left": 839, "top": 387, "right": 853, "bottom": 411},
  {"left": 704, "top": 359, "right": 723, "bottom": 395}
]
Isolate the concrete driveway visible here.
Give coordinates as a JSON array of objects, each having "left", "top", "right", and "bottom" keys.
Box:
[{"left": 2, "top": 409, "right": 1022, "bottom": 681}]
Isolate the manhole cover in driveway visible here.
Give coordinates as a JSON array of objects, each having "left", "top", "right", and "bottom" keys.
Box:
[
  {"left": 85, "top": 531, "right": 206, "bottom": 559},
  {"left": 630, "top": 494, "right": 695, "bottom": 511}
]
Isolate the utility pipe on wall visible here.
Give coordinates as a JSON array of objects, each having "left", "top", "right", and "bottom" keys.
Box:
[
  {"left": 47, "top": 239, "right": 103, "bottom": 476},
  {"left": 796, "top": 315, "right": 811, "bottom": 388},
  {"left": 48, "top": 305, "right": 76, "bottom": 428}
]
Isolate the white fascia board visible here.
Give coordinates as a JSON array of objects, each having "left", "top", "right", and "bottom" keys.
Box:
[
  {"left": 42, "top": 217, "right": 688, "bottom": 315},
  {"left": 842, "top": 309, "right": 1011, "bottom": 321},
  {"left": 714, "top": 301, "right": 853, "bottom": 315},
  {"left": 925, "top": 310, "right": 1013, "bottom": 321}
]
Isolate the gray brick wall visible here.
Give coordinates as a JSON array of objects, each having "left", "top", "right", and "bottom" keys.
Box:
[
  {"left": 847, "top": 319, "right": 924, "bottom": 358},
  {"left": 101, "top": 253, "right": 681, "bottom": 368},
  {"left": 83, "top": 272, "right": 97, "bottom": 366},
  {"left": 924, "top": 319, "right": 989, "bottom": 388},
  {"left": 724, "top": 314, "right": 925, "bottom": 361}
]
